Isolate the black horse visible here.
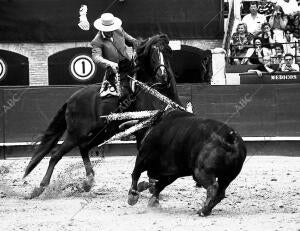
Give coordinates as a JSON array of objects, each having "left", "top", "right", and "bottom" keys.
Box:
[
  {"left": 24, "top": 34, "right": 182, "bottom": 198},
  {"left": 128, "top": 109, "right": 247, "bottom": 216}
]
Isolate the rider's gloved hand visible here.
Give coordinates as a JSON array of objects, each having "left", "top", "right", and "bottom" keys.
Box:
[
  {"left": 78, "top": 5, "right": 90, "bottom": 31},
  {"left": 110, "top": 62, "right": 119, "bottom": 74}
]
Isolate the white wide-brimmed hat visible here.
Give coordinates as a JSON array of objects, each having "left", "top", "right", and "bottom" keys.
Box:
[{"left": 94, "top": 13, "right": 122, "bottom": 31}]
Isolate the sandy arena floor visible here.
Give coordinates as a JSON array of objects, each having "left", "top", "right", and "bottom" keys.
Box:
[{"left": 0, "top": 155, "right": 299, "bottom": 231}]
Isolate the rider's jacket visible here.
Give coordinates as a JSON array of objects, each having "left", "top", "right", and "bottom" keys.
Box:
[{"left": 91, "top": 28, "right": 138, "bottom": 70}]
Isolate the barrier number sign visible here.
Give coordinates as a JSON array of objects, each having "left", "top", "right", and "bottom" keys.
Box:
[
  {"left": 70, "top": 55, "right": 96, "bottom": 81},
  {"left": 0, "top": 58, "right": 7, "bottom": 81}
]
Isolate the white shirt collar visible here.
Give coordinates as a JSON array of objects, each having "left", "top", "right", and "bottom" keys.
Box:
[{"left": 101, "top": 31, "right": 113, "bottom": 42}]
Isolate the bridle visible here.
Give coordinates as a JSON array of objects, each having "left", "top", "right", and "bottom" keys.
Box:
[{"left": 151, "top": 45, "right": 170, "bottom": 87}]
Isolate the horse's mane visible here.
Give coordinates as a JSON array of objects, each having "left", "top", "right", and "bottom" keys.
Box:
[
  {"left": 136, "top": 34, "right": 172, "bottom": 67},
  {"left": 135, "top": 34, "right": 181, "bottom": 105},
  {"left": 118, "top": 33, "right": 181, "bottom": 105},
  {"left": 118, "top": 34, "right": 172, "bottom": 76}
]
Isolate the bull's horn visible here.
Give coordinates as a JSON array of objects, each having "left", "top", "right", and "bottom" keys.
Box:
[{"left": 119, "top": 120, "right": 139, "bottom": 130}]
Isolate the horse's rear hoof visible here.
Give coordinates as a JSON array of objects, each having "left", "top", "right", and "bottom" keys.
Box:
[
  {"left": 82, "top": 181, "right": 92, "bottom": 192},
  {"left": 197, "top": 208, "right": 211, "bottom": 217},
  {"left": 148, "top": 196, "right": 160, "bottom": 207},
  {"left": 128, "top": 190, "right": 139, "bottom": 206},
  {"left": 137, "top": 181, "right": 150, "bottom": 192},
  {"left": 82, "top": 175, "right": 95, "bottom": 192},
  {"left": 25, "top": 186, "right": 45, "bottom": 199},
  {"left": 148, "top": 185, "right": 155, "bottom": 194}
]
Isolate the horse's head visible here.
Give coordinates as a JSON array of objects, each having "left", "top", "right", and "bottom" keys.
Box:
[{"left": 136, "top": 34, "right": 172, "bottom": 87}]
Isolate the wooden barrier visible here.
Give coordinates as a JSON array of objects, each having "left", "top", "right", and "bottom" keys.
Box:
[{"left": 1, "top": 84, "right": 300, "bottom": 158}]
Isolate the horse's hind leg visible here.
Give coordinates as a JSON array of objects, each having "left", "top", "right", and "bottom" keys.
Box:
[
  {"left": 79, "top": 146, "right": 95, "bottom": 192},
  {"left": 27, "top": 134, "right": 76, "bottom": 199},
  {"left": 148, "top": 176, "right": 177, "bottom": 207}
]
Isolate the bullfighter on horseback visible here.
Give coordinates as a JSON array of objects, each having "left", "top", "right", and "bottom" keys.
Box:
[{"left": 91, "top": 13, "right": 138, "bottom": 102}]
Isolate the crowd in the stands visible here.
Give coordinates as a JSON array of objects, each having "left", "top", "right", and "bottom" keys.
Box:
[{"left": 229, "top": 0, "right": 300, "bottom": 72}]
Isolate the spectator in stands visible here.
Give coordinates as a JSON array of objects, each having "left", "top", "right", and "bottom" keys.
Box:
[
  {"left": 247, "top": 55, "right": 280, "bottom": 76},
  {"left": 258, "top": 0, "right": 276, "bottom": 20},
  {"left": 242, "top": 1, "right": 267, "bottom": 36},
  {"left": 274, "top": 0, "right": 300, "bottom": 39},
  {"left": 257, "top": 22, "right": 275, "bottom": 49},
  {"left": 296, "top": 40, "right": 300, "bottom": 63},
  {"left": 241, "top": 37, "right": 272, "bottom": 64},
  {"left": 281, "top": 53, "right": 300, "bottom": 71},
  {"left": 292, "top": 14, "right": 300, "bottom": 38},
  {"left": 274, "top": 0, "right": 300, "bottom": 17},
  {"left": 269, "top": 5, "right": 288, "bottom": 42},
  {"left": 272, "top": 42, "right": 285, "bottom": 65},
  {"left": 230, "top": 23, "right": 254, "bottom": 65},
  {"left": 282, "top": 28, "right": 298, "bottom": 55}
]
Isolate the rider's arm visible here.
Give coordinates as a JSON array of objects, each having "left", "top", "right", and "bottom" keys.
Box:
[
  {"left": 91, "top": 38, "right": 118, "bottom": 71},
  {"left": 91, "top": 45, "right": 118, "bottom": 68},
  {"left": 122, "top": 28, "right": 140, "bottom": 49}
]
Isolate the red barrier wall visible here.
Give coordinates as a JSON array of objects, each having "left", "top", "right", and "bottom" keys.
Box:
[
  {"left": 0, "top": 89, "right": 4, "bottom": 159},
  {"left": 1, "top": 84, "right": 300, "bottom": 145}
]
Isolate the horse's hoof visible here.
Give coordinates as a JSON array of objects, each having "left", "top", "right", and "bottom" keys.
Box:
[
  {"left": 137, "top": 181, "right": 150, "bottom": 192},
  {"left": 148, "top": 197, "right": 160, "bottom": 207},
  {"left": 82, "top": 180, "right": 92, "bottom": 192},
  {"left": 82, "top": 175, "right": 95, "bottom": 192},
  {"left": 25, "top": 186, "right": 45, "bottom": 199},
  {"left": 148, "top": 185, "right": 155, "bottom": 194},
  {"left": 128, "top": 190, "right": 139, "bottom": 206},
  {"left": 197, "top": 208, "right": 211, "bottom": 217}
]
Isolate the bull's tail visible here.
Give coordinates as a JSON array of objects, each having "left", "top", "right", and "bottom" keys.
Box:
[{"left": 23, "top": 103, "right": 67, "bottom": 178}]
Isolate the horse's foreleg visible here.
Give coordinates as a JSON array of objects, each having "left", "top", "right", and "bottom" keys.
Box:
[
  {"left": 26, "top": 136, "right": 76, "bottom": 199},
  {"left": 79, "top": 147, "right": 95, "bottom": 192}
]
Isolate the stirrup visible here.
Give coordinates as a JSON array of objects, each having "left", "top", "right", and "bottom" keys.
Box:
[{"left": 99, "top": 81, "right": 119, "bottom": 97}]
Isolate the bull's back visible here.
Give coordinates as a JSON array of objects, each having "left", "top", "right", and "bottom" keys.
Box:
[
  {"left": 140, "top": 110, "right": 246, "bottom": 177},
  {"left": 140, "top": 113, "right": 209, "bottom": 175}
]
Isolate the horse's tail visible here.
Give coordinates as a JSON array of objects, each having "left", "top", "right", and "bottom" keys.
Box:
[{"left": 23, "top": 103, "right": 67, "bottom": 178}]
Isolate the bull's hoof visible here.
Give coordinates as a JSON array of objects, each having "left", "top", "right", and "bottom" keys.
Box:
[
  {"left": 25, "top": 186, "right": 45, "bottom": 199},
  {"left": 128, "top": 189, "right": 140, "bottom": 206},
  {"left": 148, "top": 179, "right": 157, "bottom": 194},
  {"left": 148, "top": 196, "right": 160, "bottom": 207},
  {"left": 137, "top": 181, "right": 150, "bottom": 192},
  {"left": 82, "top": 175, "right": 95, "bottom": 192},
  {"left": 197, "top": 208, "right": 211, "bottom": 217}
]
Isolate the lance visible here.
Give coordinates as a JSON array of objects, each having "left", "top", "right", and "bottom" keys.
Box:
[
  {"left": 126, "top": 75, "right": 186, "bottom": 111},
  {"left": 97, "top": 117, "right": 153, "bottom": 148},
  {"left": 100, "top": 110, "right": 160, "bottom": 122}
]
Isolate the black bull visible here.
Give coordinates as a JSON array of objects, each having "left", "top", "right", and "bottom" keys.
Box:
[{"left": 128, "top": 110, "right": 247, "bottom": 216}]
